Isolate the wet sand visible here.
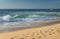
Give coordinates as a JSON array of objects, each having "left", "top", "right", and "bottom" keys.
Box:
[
  {"left": 0, "top": 19, "right": 60, "bottom": 32},
  {"left": 0, "top": 19, "right": 60, "bottom": 39},
  {"left": 0, "top": 22, "right": 60, "bottom": 39}
]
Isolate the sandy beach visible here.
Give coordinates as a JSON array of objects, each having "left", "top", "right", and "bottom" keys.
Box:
[{"left": 0, "top": 19, "right": 60, "bottom": 39}]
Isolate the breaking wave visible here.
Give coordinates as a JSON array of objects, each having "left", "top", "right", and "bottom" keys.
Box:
[
  {"left": 0, "top": 13, "right": 60, "bottom": 22},
  {"left": 0, "top": 13, "right": 60, "bottom": 26}
]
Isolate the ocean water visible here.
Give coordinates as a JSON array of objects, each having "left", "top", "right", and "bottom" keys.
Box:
[{"left": 0, "top": 10, "right": 60, "bottom": 27}]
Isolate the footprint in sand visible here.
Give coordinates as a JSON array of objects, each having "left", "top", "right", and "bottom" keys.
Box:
[
  {"left": 38, "top": 36, "right": 42, "bottom": 38},
  {"left": 33, "top": 32, "right": 36, "bottom": 35},
  {"left": 24, "top": 34, "right": 29, "bottom": 37},
  {"left": 19, "top": 38, "right": 24, "bottom": 39},
  {"left": 48, "top": 29, "right": 59, "bottom": 36},
  {"left": 45, "top": 30, "right": 48, "bottom": 33},
  {"left": 37, "top": 33, "right": 40, "bottom": 35},
  {"left": 52, "top": 32, "right": 55, "bottom": 34},
  {"left": 56, "top": 29, "right": 60, "bottom": 33},
  {"left": 40, "top": 30, "right": 46, "bottom": 37},
  {"left": 31, "top": 32, "right": 36, "bottom": 37},
  {"left": 11, "top": 28, "right": 60, "bottom": 39},
  {"left": 49, "top": 33, "right": 52, "bottom": 35},
  {"left": 32, "top": 38, "right": 35, "bottom": 39},
  {"left": 40, "top": 30, "right": 42, "bottom": 33},
  {"left": 11, "top": 37, "right": 14, "bottom": 39}
]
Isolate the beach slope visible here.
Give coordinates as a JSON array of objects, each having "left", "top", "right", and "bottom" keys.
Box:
[{"left": 0, "top": 23, "right": 60, "bottom": 39}]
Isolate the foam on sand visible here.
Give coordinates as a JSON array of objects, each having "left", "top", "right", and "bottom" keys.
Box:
[{"left": 0, "top": 23, "right": 60, "bottom": 39}]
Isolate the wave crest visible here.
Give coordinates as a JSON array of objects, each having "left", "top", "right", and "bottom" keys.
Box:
[{"left": 0, "top": 14, "right": 60, "bottom": 22}]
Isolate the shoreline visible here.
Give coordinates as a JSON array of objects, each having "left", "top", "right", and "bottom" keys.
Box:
[
  {"left": 0, "top": 21, "right": 60, "bottom": 39},
  {"left": 0, "top": 18, "right": 60, "bottom": 33}
]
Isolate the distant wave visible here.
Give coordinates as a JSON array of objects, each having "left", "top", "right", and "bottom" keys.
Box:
[{"left": 14, "top": 14, "right": 60, "bottom": 18}]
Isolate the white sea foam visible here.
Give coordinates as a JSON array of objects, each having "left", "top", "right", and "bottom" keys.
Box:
[
  {"left": 2, "top": 15, "right": 12, "bottom": 21},
  {"left": 0, "top": 12, "right": 59, "bottom": 27}
]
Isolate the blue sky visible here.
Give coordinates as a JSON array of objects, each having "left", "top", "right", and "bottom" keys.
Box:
[{"left": 0, "top": 0, "right": 60, "bottom": 9}]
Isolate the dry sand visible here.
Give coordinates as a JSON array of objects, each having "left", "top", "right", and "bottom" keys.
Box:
[{"left": 0, "top": 22, "right": 60, "bottom": 39}]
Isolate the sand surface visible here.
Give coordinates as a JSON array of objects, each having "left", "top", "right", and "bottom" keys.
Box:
[
  {"left": 0, "top": 23, "right": 60, "bottom": 39},
  {"left": 0, "top": 19, "right": 60, "bottom": 32}
]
